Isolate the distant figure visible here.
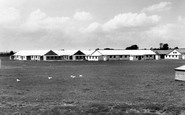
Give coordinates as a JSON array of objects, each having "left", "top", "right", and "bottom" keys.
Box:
[
  {"left": 70, "top": 75, "right": 76, "bottom": 78},
  {"left": 16, "top": 78, "right": 20, "bottom": 82},
  {"left": 79, "top": 75, "right": 83, "bottom": 77},
  {"left": 48, "top": 76, "right": 52, "bottom": 80}
]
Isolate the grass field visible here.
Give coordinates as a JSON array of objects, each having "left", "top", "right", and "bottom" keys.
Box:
[{"left": 1, "top": 57, "right": 185, "bottom": 114}]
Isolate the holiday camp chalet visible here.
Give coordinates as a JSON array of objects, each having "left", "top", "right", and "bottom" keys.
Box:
[
  {"left": 12, "top": 49, "right": 185, "bottom": 61},
  {"left": 11, "top": 50, "right": 95, "bottom": 61},
  {"left": 86, "top": 50, "right": 157, "bottom": 61}
]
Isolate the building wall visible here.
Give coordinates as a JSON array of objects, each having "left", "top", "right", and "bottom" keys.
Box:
[
  {"left": 130, "top": 55, "right": 155, "bottom": 61},
  {"left": 87, "top": 56, "right": 100, "bottom": 61},
  {"left": 31, "top": 56, "right": 41, "bottom": 60},
  {"left": 14, "top": 55, "right": 26, "bottom": 60},
  {"left": 165, "top": 50, "right": 181, "bottom": 59},
  {"left": 87, "top": 55, "right": 156, "bottom": 61},
  {"left": 155, "top": 55, "right": 160, "bottom": 60},
  {"left": 45, "top": 56, "right": 62, "bottom": 61},
  {"left": 144, "top": 55, "right": 155, "bottom": 60},
  {"left": 175, "top": 71, "right": 185, "bottom": 81},
  {"left": 165, "top": 55, "right": 180, "bottom": 59},
  {"left": 182, "top": 55, "right": 185, "bottom": 59},
  {"left": 106, "top": 55, "right": 130, "bottom": 61}
]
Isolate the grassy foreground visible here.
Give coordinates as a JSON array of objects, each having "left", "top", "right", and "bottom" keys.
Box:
[{"left": 1, "top": 57, "right": 185, "bottom": 114}]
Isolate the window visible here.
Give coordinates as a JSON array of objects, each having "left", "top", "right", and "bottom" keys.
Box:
[
  {"left": 114, "top": 56, "right": 116, "bottom": 58},
  {"left": 110, "top": 56, "right": 112, "bottom": 58},
  {"left": 120, "top": 55, "right": 122, "bottom": 58}
]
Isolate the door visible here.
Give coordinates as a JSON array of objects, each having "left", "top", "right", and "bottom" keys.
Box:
[{"left": 138, "top": 56, "right": 142, "bottom": 60}]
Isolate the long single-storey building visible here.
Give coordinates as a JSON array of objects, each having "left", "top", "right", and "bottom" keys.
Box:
[
  {"left": 11, "top": 50, "right": 50, "bottom": 61},
  {"left": 86, "top": 50, "right": 157, "bottom": 61},
  {"left": 11, "top": 49, "right": 95, "bottom": 61}
]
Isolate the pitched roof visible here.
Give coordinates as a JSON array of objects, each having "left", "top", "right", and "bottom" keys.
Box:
[
  {"left": 45, "top": 50, "right": 58, "bottom": 55},
  {"left": 92, "top": 50, "right": 156, "bottom": 56},
  {"left": 153, "top": 50, "right": 172, "bottom": 55},
  {"left": 14, "top": 50, "right": 50, "bottom": 56},
  {"left": 81, "top": 50, "right": 95, "bottom": 55},
  {"left": 176, "top": 48, "right": 185, "bottom": 54},
  {"left": 53, "top": 50, "right": 79, "bottom": 56}
]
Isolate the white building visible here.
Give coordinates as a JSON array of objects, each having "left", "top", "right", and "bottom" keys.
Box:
[
  {"left": 13, "top": 50, "right": 50, "bottom": 61},
  {"left": 87, "top": 49, "right": 157, "bottom": 61},
  {"left": 165, "top": 48, "right": 185, "bottom": 59},
  {"left": 175, "top": 65, "right": 185, "bottom": 81},
  {"left": 153, "top": 50, "right": 172, "bottom": 60},
  {"left": 54, "top": 50, "right": 91, "bottom": 61}
]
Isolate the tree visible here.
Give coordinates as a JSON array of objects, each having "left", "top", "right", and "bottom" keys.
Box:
[
  {"left": 9, "top": 51, "right": 15, "bottom": 55},
  {"left": 95, "top": 48, "right": 100, "bottom": 51},
  {"left": 125, "top": 45, "right": 139, "bottom": 50},
  {"left": 174, "top": 47, "right": 179, "bottom": 49},
  {"left": 104, "top": 48, "right": 114, "bottom": 50},
  {"left": 162, "top": 43, "right": 169, "bottom": 50}
]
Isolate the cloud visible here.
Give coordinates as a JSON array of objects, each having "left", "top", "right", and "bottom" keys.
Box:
[
  {"left": 177, "top": 16, "right": 185, "bottom": 25},
  {"left": 143, "top": 17, "right": 185, "bottom": 48},
  {"left": 80, "top": 22, "right": 101, "bottom": 33},
  {"left": 0, "top": 7, "right": 21, "bottom": 27},
  {"left": 102, "top": 13, "right": 160, "bottom": 31},
  {"left": 142, "top": 2, "right": 171, "bottom": 12},
  {"left": 145, "top": 24, "right": 174, "bottom": 40},
  {"left": 0, "top": 0, "right": 24, "bottom": 9},
  {"left": 22, "top": 9, "right": 72, "bottom": 33},
  {"left": 73, "top": 11, "right": 93, "bottom": 21}
]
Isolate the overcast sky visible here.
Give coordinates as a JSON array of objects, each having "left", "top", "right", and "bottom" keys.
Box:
[{"left": 0, "top": 0, "right": 185, "bottom": 51}]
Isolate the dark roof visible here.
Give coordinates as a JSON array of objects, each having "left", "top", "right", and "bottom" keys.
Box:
[
  {"left": 176, "top": 48, "right": 185, "bottom": 54},
  {"left": 153, "top": 50, "right": 172, "bottom": 55},
  {"left": 44, "top": 50, "right": 58, "bottom": 55}
]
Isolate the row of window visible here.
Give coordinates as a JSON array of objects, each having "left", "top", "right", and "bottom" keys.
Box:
[
  {"left": 47, "top": 56, "right": 61, "bottom": 60},
  {"left": 173, "top": 52, "right": 177, "bottom": 54},
  {"left": 88, "top": 55, "right": 155, "bottom": 59},
  {"left": 31, "top": 56, "right": 39, "bottom": 58},
  {"left": 109, "top": 55, "right": 129, "bottom": 58},
  {"left": 166, "top": 55, "right": 178, "bottom": 58},
  {"left": 88, "top": 56, "right": 98, "bottom": 59}
]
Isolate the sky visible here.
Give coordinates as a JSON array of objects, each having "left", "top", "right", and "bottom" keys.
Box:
[{"left": 0, "top": 0, "right": 185, "bottom": 51}]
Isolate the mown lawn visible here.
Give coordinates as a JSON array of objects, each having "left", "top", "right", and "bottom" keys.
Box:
[{"left": 1, "top": 57, "right": 185, "bottom": 114}]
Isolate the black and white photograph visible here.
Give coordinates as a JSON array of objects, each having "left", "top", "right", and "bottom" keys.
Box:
[{"left": 1, "top": 0, "right": 185, "bottom": 114}]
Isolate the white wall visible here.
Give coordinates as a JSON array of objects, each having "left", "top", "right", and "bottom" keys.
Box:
[
  {"left": 165, "top": 50, "right": 181, "bottom": 59},
  {"left": 87, "top": 56, "right": 100, "bottom": 61},
  {"left": 31, "top": 56, "right": 40, "bottom": 60}
]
